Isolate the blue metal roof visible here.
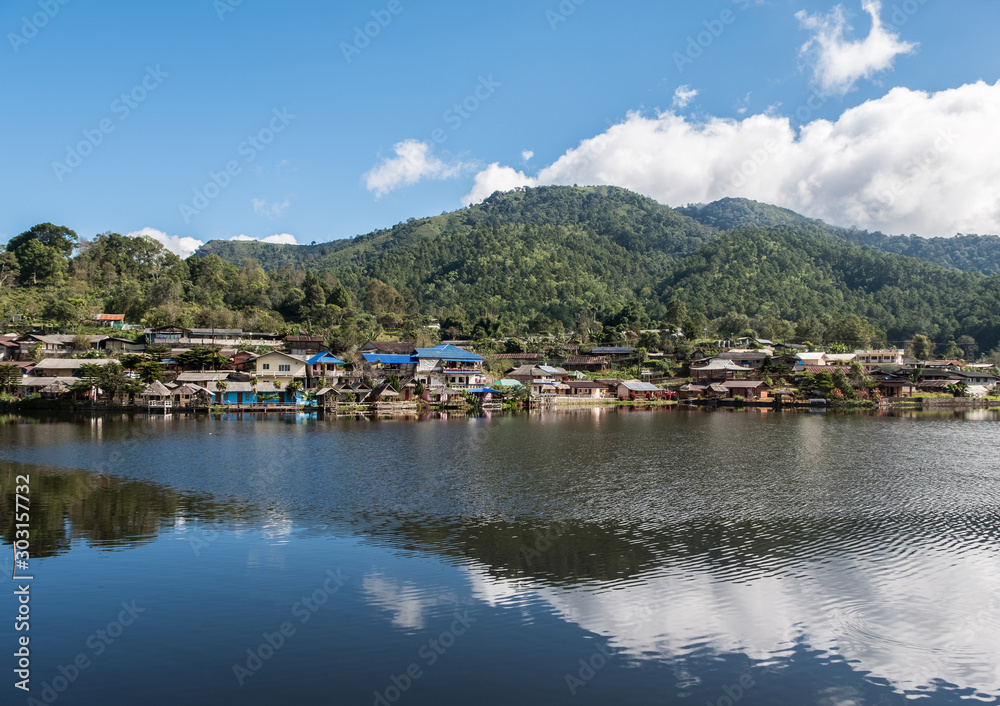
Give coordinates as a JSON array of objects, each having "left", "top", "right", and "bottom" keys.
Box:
[
  {"left": 307, "top": 352, "right": 345, "bottom": 365},
  {"left": 466, "top": 387, "right": 497, "bottom": 394},
  {"left": 591, "top": 347, "right": 634, "bottom": 355},
  {"left": 413, "top": 344, "right": 484, "bottom": 362},
  {"left": 362, "top": 353, "right": 414, "bottom": 365}
]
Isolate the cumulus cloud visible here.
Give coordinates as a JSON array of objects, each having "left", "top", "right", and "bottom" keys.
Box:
[
  {"left": 672, "top": 85, "right": 698, "bottom": 109},
  {"left": 229, "top": 233, "right": 298, "bottom": 245},
  {"left": 521, "top": 150, "right": 534, "bottom": 162},
  {"left": 364, "top": 140, "right": 465, "bottom": 197},
  {"left": 126, "top": 227, "right": 204, "bottom": 259},
  {"left": 464, "top": 163, "right": 539, "bottom": 206},
  {"left": 463, "top": 80, "right": 1000, "bottom": 237},
  {"left": 252, "top": 198, "right": 290, "bottom": 219},
  {"left": 797, "top": 0, "right": 917, "bottom": 95}
]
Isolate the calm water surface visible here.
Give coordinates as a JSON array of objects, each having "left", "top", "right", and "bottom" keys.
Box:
[{"left": 2, "top": 408, "right": 999, "bottom": 705}]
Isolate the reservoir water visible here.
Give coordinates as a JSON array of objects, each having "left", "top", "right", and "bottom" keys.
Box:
[{"left": 2, "top": 408, "right": 999, "bottom": 705}]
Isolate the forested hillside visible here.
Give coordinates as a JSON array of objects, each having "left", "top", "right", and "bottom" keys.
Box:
[
  {"left": 3, "top": 186, "right": 1000, "bottom": 355},
  {"left": 679, "top": 197, "right": 1000, "bottom": 275}
]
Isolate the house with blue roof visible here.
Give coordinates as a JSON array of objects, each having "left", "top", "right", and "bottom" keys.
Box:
[
  {"left": 413, "top": 344, "right": 486, "bottom": 389},
  {"left": 307, "top": 352, "right": 345, "bottom": 387}
]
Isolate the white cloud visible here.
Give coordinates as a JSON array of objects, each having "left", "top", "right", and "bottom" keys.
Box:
[
  {"left": 126, "top": 227, "right": 204, "bottom": 259},
  {"left": 252, "top": 198, "right": 290, "bottom": 219},
  {"left": 464, "top": 163, "right": 538, "bottom": 206},
  {"left": 364, "top": 139, "right": 465, "bottom": 197},
  {"left": 229, "top": 233, "right": 298, "bottom": 245},
  {"left": 672, "top": 85, "right": 698, "bottom": 109},
  {"left": 463, "top": 81, "right": 1000, "bottom": 237},
  {"left": 797, "top": 0, "right": 917, "bottom": 95},
  {"left": 521, "top": 149, "right": 535, "bottom": 162}
]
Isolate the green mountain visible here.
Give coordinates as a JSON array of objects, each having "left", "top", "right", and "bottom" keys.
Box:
[
  {"left": 187, "top": 186, "right": 1000, "bottom": 349},
  {"left": 678, "top": 197, "right": 1000, "bottom": 275},
  {"left": 660, "top": 226, "right": 1000, "bottom": 347},
  {"left": 197, "top": 186, "right": 719, "bottom": 325}
]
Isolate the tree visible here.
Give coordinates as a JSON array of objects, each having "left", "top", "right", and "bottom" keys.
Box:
[
  {"left": 7, "top": 223, "right": 78, "bottom": 257},
  {"left": 0, "top": 249, "right": 20, "bottom": 289},
  {"left": 956, "top": 335, "right": 978, "bottom": 362},
  {"left": 909, "top": 334, "right": 934, "bottom": 361},
  {"left": 941, "top": 341, "right": 963, "bottom": 361},
  {"left": 136, "top": 360, "right": 166, "bottom": 383},
  {"left": 16, "top": 239, "right": 66, "bottom": 286},
  {"left": 0, "top": 364, "right": 21, "bottom": 392},
  {"left": 176, "top": 347, "right": 228, "bottom": 370},
  {"left": 285, "top": 380, "right": 303, "bottom": 402}
]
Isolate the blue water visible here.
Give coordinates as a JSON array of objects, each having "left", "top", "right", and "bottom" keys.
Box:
[{"left": 2, "top": 409, "right": 999, "bottom": 705}]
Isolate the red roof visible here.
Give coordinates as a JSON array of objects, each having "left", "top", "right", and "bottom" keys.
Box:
[{"left": 94, "top": 314, "right": 125, "bottom": 321}]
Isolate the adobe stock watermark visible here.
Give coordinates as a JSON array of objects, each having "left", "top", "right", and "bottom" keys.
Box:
[
  {"left": 546, "top": 0, "right": 586, "bottom": 31},
  {"left": 887, "top": 0, "right": 930, "bottom": 29},
  {"left": 341, "top": 0, "right": 405, "bottom": 63},
  {"left": 873, "top": 127, "right": 958, "bottom": 210},
  {"left": 51, "top": 65, "right": 169, "bottom": 183},
  {"left": 178, "top": 107, "right": 295, "bottom": 223},
  {"left": 727, "top": 137, "right": 783, "bottom": 194},
  {"left": 231, "top": 568, "right": 347, "bottom": 686},
  {"left": 564, "top": 641, "right": 614, "bottom": 695},
  {"left": 371, "top": 604, "right": 476, "bottom": 705},
  {"left": 213, "top": 0, "right": 244, "bottom": 21},
  {"left": 705, "top": 671, "right": 756, "bottom": 706},
  {"left": 20, "top": 600, "right": 145, "bottom": 705},
  {"left": 8, "top": 0, "right": 70, "bottom": 54},
  {"left": 673, "top": 0, "right": 755, "bottom": 74}
]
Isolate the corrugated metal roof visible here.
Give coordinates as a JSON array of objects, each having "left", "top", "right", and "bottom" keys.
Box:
[
  {"left": 176, "top": 371, "right": 232, "bottom": 382},
  {"left": 591, "top": 347, "right": 634, "bottom": 355},
  {"left": 34, "top": 358, "right": 113, "bottom": 369},
  {"left": 362, "top": 353, "right": 414, "bottom": 365},
  {"left": 413, "top": 344, "right": 484, "bottom": 362},
  {"left": 308, "top": 353, "right": 345, "bottom": 365},
  {"left": 619, "top": 381, "right": 660, "bottom": 391}
]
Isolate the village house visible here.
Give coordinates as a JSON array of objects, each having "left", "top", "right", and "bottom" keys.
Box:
[
  {"left": 722, "top": 380, "right": 772, "bottom": 400},
  {"left": 253, "top": 351, "right": 309, "bottom": 387},
  {"left": 717, "top": 350, "right": 770, "bottom": 369},
  {"left": 494, "top": 352, "right": 542, "bottom": 367},
  {"left": 145, "top": 326, "right": 282, "bottom": 349},
  {"left": 361, "top": 352, "right": 419, "bottom": 380},
  {"left": 174, "top": 371, "right": 232, "bottom": 385},
  {"left": 306, "top": 352, "right": 345, "bottom": 386},
  {"left": 93, "top": 314, "right": 126, "bottom": 328},
  {"left": 616, "top": 380, "right": 662, "bottom": 400},
  {"left": 565, "top": 355, "right": 609, "bottom": 372},
  {"left": 286, "top": 336, "right": 326, "bottom": 356},
  {"left": 690, "top": 359, "right": 750, "bottom": 382},
  {"left": 360, "top": 341, "right": 417, "bottom": 356},
  {"left": 100, "top": 337, "right": 146, "bottom": 353},
  {"left": 19, "top": 334, "right": 107, "bottom": 358},
  {"left": 855, "top": 349, "right": 906, "bottom": 371},
  {"left": 413, "top": 345, "right": 486, "bottom": 389},
  {"left": 565, "top": 380, "right": 610, "bottom": 398},
  {"left": 30, "top": 358, "right": 113, "bottom": 377},
  {"left": 0, "top": 337, "right": 19, "bottom": 361},
  {"left": 202, "top": 380, "right": 292, "bottom": 406},
  {"left": 590, "top": 346, "right": 635, "bottom": 362}
]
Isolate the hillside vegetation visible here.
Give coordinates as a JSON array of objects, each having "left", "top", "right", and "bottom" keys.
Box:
[{"left": 3, "top": 186, "right": 1000, "bottom": 356}]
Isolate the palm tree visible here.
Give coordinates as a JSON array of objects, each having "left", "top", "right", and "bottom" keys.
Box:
[
  {"left": 285, "top": 380, "right": 303, "bottom": 405},
  {"left": 215, "top": 380, "right": 227, "bottom": 406}
]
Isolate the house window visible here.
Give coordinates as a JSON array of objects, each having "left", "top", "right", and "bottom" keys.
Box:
[
  {"left": 262, "top": 363, "right": 270, "bottom": 370},
  {"left": 279, "top": 364, "right": 291, "bottom": 372}
]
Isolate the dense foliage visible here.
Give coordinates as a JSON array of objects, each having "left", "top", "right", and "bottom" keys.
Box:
[{"left": 4, "top": 186, "right": 1000, "bottom": 354}]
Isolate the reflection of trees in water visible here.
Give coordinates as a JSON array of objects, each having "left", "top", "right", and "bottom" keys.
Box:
[{"left": 0, "top": 465, "right": 248, "bottom": 558}]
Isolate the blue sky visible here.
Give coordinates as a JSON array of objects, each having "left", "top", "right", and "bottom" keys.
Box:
[{"left": 2, "top": 0, "right": 999, "bottom": 255}]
